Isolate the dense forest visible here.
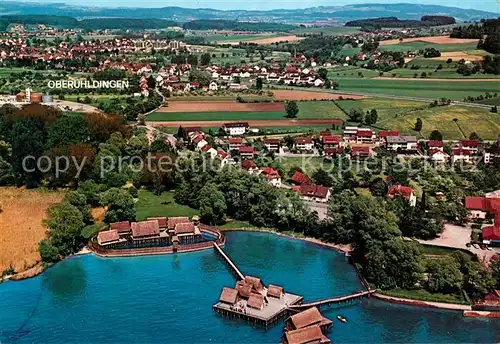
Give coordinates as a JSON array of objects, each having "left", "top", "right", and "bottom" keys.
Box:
[
  {"left": 451, "top": 18, "right": 500, "bottom": 54},
  {"left": 0, "top": 15, "right": 178, "bottom": 31},
  {"left": 182, "top": 20, "right": 295, "bottom": 32},
  {"left": 345, "top": 16, "right": 455, "bottom": 28}
]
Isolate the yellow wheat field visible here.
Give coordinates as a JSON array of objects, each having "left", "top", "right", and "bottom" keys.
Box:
[{"left": 0, "top": 187, "right": 64, "bottom": 273}]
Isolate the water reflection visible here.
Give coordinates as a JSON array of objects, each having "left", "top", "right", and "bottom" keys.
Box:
[{"left": 42, "top": 258, "right": 87, "bottom": 300}]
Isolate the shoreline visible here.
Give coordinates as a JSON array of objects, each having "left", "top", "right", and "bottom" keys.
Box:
[{"left": 3, "top": 228, "right": 499, "bottom": 318}]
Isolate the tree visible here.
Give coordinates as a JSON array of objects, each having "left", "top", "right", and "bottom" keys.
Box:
[
  {"left": 463, "top": 261, "right": 495, "bottom": 300},
  {"left": 186, "top": 54, "right": 198, "bottom": 66},
  {"left": 469, "top": 132, "right": 481, "bottom": 141},
  {"left": 365, "top": 109, "right": 378, "bottom": 125},
  {"left": 414, "top": 118, "right": 423, "bottom": 132},
  {"left": 312, "top": 168, "right": 334, "bottom": 187},
  {"left": 426, "top": 257, "right": 463, "bottom": 293},
  {"left": 177, "top": 126, "right": 185, "bottom": 139},
  {"left": 429, "top": 130, "right": 443, "bottom": 141},
  {"left": 364, "top": 239, "right": 424, "bottom": 289},
  {"left": 256, "top": 77, "right": 263, "bottom": 90},
  {"left": 491, "top": 258, "right": 500, "bottom": 288},
  {"left": 46, "top": 114, "right": 90, "bottom": 149},
  {"left": 9, "top": 118, "right": 45, "bottom": 186},
  {"left": 100, "top": 188, "right": 136, "bottom": 223},
  {"left": 348, "top": 108, "right": 364, "bottom": 122},
  {"left": 285, "top": 101, "right": 299, "bottom": 118},
  {"left": 198, "top": 182, "right": 227, "bottom": 224},
  {"left": 317, "top": 68, "right": 328, "bottom": 80},
  {"left": 370, "top": 178, "right": 388, "bottom": 197},
  {"left": 46, "top": 201, "right": 85, "bottom": 256},
  {"left": 200, "top": 53, "right": 211, "bottom": 66},
  {"left": 39, "top": 239, "right": 59, "bottom": 263}
]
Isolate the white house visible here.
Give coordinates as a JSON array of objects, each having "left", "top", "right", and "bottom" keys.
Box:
[
  {"left": 385, "top": 136, "right": 418, "bottom": 151},
  {"left": 429, "top": 149, "right": 449, "bottom": 164},
  {"left": 209, "top": 81, "right": 218, "bottom": 91},
  {"left": 222, "top": 122, "right": 249, "bottom": 136},
  {"left": 295, "top": 137, "right": 314, "bottom": 152}
]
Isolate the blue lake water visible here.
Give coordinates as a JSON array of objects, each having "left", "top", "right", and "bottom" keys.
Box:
[{"left": 0, "top": 231, "right": 499, "bottom": 343}]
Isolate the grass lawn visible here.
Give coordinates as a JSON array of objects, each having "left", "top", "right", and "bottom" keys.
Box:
[
  {"left": 135, "top": 189, "right": 199, "bottom": 221},
  {"left": 278, "top": 156, "right": 334, "bottom": 177},
  {"left": 337, "top": 78, "right": 500, "bottom": 100},
  {"left": 254, "top": 125, "right": 340, "bottom": 135},
  {"left": 379, "top": 288, "right": 469, "bottom": 305},
  {"left": 335, "top": 97, "right": 428, "bottom": 127},
  {"left": 297, "top": 101, "right": 347, "bottom": 119}
]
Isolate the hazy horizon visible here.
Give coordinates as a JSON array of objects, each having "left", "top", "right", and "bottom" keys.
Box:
[{"left": 11, "top": 0, "right": 500, "bottom": 13}]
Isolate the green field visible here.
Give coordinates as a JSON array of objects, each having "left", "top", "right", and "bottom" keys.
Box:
[
  {"left": 278, "top": 157, "right": 333, "bottom": 177},
  {"left": 379, "top": 41, "right": 479, "bottom": 53},
  {"left": 337, "top": 79, "right": 500, "bottom": 100},
  {"left": 335, "top": 98, "right": 500, "bottom": 139},
  {"left": 297, "top": 101, "right": 347, "bottom": 119},
  {"left": 135, "top": 189, "right": 199, "bottom": 221},
  {"left": 292, "top": 26, "right": 361, "bottom": 36}
]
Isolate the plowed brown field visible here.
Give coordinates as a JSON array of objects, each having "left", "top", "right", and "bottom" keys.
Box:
[{"left": 157, "top": 101, "right": 285, "bottom": 112}]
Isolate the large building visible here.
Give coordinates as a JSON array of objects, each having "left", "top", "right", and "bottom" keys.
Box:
[{"left": 222, "top": 122, "right": 249, "bottom": 136}]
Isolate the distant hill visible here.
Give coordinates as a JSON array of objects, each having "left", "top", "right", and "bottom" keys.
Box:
[
  {"left": 0, "top": 2, "right": 497, "bottom": 24},
  {"left": 345, "top": 16, "right": 456, "bottom": 28}
]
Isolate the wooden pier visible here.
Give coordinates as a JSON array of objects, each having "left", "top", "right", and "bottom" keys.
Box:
[
  {"left": 213, "top": 242, "right": 245, "bottom": 280},
  {"left": 288, "top": 289, "right": 375, "bottom": 310}
]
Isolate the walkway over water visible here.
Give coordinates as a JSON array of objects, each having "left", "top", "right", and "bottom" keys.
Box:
[
  {"left": 213, "top": 242, "right": 245, "bottom": 280},
  {"left": 288, "top": 290, "right": 376, "bottom": 310}
]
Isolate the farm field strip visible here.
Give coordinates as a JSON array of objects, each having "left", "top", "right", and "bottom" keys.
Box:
[
  {"left": 379, "top": 36, "right": 479, "bottom": 45},
  {"left": 147, "top": 119, "right": 345, "bottom": 127},
  {"left": 156, "top": 101, "right": 285, "bottom": 113},
  {"left": 147, "top": 111, "right": 286, "bottom": 121}
]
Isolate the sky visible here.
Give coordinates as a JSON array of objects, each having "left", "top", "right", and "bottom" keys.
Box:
[{"left": 18, "top": 0, "right": 500, "bottom": 12}]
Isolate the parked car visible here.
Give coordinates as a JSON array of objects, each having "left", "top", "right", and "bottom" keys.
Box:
[
  {"left": 487, "top": 246, "right": 493, "bottom": 251},
  {"left": 479, "top": 244, "right": 487, "bottom": 250},
  {"left": 472, "top": 243, "right": 480, "bottom": 249}
]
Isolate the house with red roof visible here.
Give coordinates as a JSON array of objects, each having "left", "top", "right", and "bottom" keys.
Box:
[
  {"left": 482, "top": 226, "right": 500, "bottom": 245},
  {"left": 258, "top": 167, "right": 282, "bottom": 187},
  {"left": 355, "top": 129, "right": 376, "bottom": 144},
  {"left": 459, "top": 140, "right": 479, "bottom": 153},
  {"left": 350, "top": 146, "right": 373, "bottom": 159},
  {"left": 264, "top": 138, "right": 281, "bottom": 152},
  {"left": 378, "top": 130, "right": 399, "bottom": 144},
  {"left": 295, "top": 137, "right": 314, "bottom": 152},
  {"left": 294, "top": 184, "right": 331, "bottom": 203},
  {"left": 228, "top": 137, "right": 243, "bottom": 151},
  {"left": 239, "top": 146, "right": 255, "bottom": 160},
  {"left": 290, "top": 171, "right": 312, "bottom": 186},
  {"left": 465, "top": 196, "right": 500, "bottom": 220},
  {"left": 452, "top": 148, "right": 474, "bottom": 164},
  {"left": 429, "top": 149, "right": 449, "bottom": 164},
  {"left": 388, "top": 185, "right": 417, "bottom": 206},
  {"left": 428, "top": 140, "right": 444, "bottom": 151},
  {"left": 322, "top": 135, "right": 342, "bottom": 150}
]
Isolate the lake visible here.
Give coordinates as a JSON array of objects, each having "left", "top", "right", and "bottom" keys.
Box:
[{"left": 0, "top": 231, "right": 498, "bottom": 343}]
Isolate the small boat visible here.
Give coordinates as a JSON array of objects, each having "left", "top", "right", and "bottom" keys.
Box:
[{"left": 337, "top": 315, "right": 347, "bottom": 323}]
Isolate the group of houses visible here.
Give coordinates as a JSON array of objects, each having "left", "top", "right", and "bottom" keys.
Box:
[
  {"left": 96, "top": 216, "right": 205, "bottom": 249},
  {"left": 282, "top": 307, "right": 333, "bottom": 344}
]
